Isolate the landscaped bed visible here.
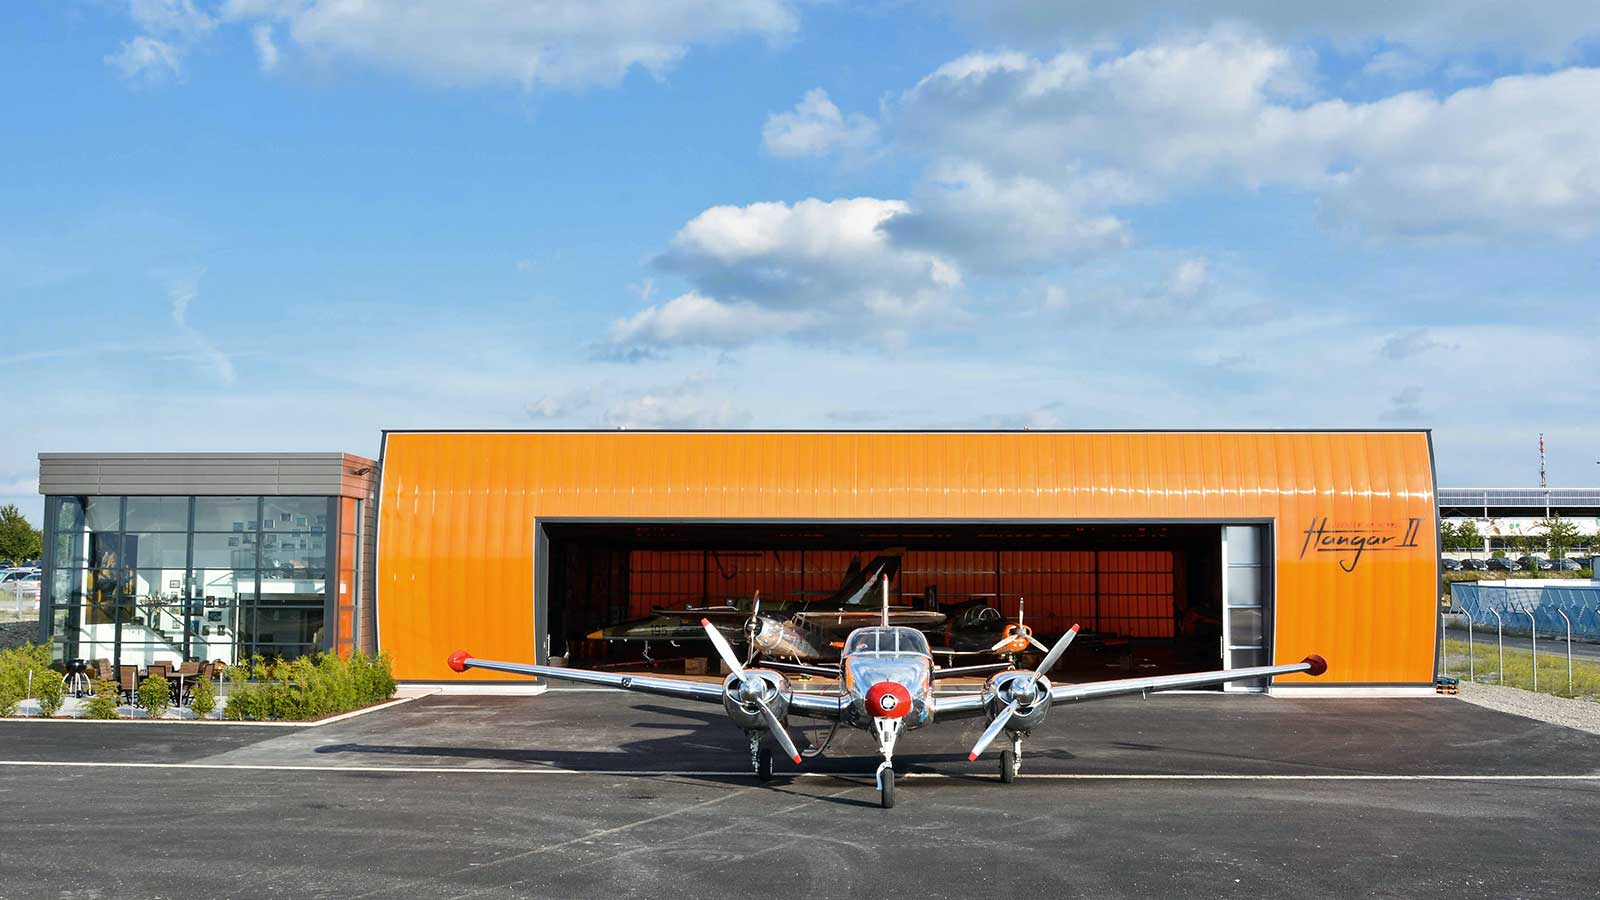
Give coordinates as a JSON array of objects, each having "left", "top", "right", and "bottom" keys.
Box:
[{"left": 2, "top": 643, "right": 398, "bottom": 722}]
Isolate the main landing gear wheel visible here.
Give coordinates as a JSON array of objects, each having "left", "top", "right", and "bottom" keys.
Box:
[
  {"left": 1000, "top": 749, "right": 1018, "bottom": 784},
  {"left": 879, "top": 769, "right": 896, "bottom": 809},
  {"left": 756, "top": 746, "right": 774, "bottom": 783}
]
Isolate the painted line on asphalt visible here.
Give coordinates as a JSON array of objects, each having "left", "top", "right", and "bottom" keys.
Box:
[{"left": 1, "top": 760, "right": 1598, "bottom": 781}]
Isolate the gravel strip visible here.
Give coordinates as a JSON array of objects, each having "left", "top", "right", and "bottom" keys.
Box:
[{"left": 1457, "top": 681, "right": 1600, "bottom": 736}]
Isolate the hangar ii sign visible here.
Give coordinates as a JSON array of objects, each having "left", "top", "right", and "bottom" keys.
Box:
[{"left": 1299, "top": 517, "right": 1424, "bottom": 572}]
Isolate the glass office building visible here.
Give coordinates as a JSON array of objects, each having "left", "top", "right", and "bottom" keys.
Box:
[{"left": 37, "top": 454, "right": 376, "bottom": 670}]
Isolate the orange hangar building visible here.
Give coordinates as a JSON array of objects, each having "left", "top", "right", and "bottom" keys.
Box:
[{"left": 36, "top": 430, "right": 1440, "bottom": 694}]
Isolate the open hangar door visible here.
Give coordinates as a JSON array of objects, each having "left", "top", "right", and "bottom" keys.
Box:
[{"left": 540, "top": 522, "right": 1271, "bottom": 686}]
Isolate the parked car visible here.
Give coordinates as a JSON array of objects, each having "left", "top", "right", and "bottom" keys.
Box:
[
  {"left": 1441, "top": 558, "right": 1463, "bottom": 571},
  {"left": 1459, "top": 558, "right": 1489, "bottom": 571},
  {"left": 1486, "top": 558, "right": 1521, "bottom": 571},
  {"left": 1515, "top": 556, "right": 1555, "bottom": 571},
  {"left": 0, "top": 569, "right": 39, "bottom": 599},
  {"left": 1553, "top": 558, "right": 1585, "bottom": 571}
]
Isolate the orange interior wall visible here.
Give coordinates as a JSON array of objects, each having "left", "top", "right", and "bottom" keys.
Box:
[
  {"left": 627, "top": 549, "right": 1173, "bottom": 638},
  {"left": 375, "top": 431, "right": 1437, "bottom": 683}
]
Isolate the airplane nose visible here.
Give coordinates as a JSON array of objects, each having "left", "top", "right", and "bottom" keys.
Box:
[{"left": 865, "top": 681, "right": 912, "bottom": 719}]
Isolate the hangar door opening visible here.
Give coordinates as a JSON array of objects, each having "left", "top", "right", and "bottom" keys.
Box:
[{"left": 541, "top": 522, "right": 1271, "bottom": 686}]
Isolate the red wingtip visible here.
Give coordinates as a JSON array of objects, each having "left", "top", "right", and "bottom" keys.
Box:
[
  {"left": 447, "top": 650, "right": 470, "bottom": 673},
  {"left": 968, "top": 752, "right": 979, "bottom": 762},
  {"left": 1303, "top": 654, "right": 1328, "bottom": 677}
]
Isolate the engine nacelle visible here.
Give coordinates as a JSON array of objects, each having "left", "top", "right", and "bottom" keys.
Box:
[
  {"left": 983, "top": 670, "right": 1053, "bottom": 735},
  {"left": 721, "top": 668, "right": 793, "bottom": 730}
]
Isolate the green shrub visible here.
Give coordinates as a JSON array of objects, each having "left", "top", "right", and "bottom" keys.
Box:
[
  {"left": 85, "top": 680, "right": 120, "bottom": 719},
  {"left": 190, "top": 672, "right": 217, "bottom": 717},
  {"left": 217, "top": 651, "right": 397, "bottom": 722},
  {"left": 354, "top": 652, "right": 396, "bottom": 706},
  {"left": 137, "top": 674, "right": 171, "bottom": 718},
  {"left": 223, "top": 658, "right": 267, "bottom": 721},
  {"left": 0, "top": 643, "right": 65, "bottom": 717}
]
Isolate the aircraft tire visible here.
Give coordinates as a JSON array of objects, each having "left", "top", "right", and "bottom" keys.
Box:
[
  {"left": 1000, "top": 749, "right": 1017, "bottom": 784},
  {"left": 756, "top": 746, "right": 773, "bottom": 782},
  {"left": 880, "top": 770, "right": 895, "bottom": 809}
]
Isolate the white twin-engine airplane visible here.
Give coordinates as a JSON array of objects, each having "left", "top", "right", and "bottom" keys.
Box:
[{"left": 448, "top": 578, "right": 1327, "bottom": 808}]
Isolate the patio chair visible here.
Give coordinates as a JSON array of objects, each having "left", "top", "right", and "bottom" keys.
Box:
[
  {"left": 147, "top": 662, "right": 172, "bottom": 681},
  {"left": 117, "top": 665, "right": 139, "bottom": 705},
  {"left": 92, "top": 659, "right": 113, "bottom": 682},
  {"left": 172, "top": 661, "right": 201, "bottom": 703}
]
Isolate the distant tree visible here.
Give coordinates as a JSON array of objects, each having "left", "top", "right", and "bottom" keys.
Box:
[
  {"left": 1438, "top": 520, "right": 1458, "bottom": 551},
  {"left": 0, "top": 505, "right": 41, "bottom": 565},
  {"left": 1536, "top": 515, "right": 1582, "bottom": 559},
  {"left": 1453, "top": 519, "right": 1483, "bottom": 555}
]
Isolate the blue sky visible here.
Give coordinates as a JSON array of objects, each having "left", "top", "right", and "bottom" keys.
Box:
[{"left": 5, "top": 1, "right": 1600, "bottom": 526}]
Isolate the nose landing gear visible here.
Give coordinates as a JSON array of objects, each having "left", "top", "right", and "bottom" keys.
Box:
[
  {"left": 750, "top": 733, "right": 774, "bottom": 782},
  {"left": 1000, "top": 735, "right": 1022, "bottom": 784},
  {"left": 871, "top": 717, "right": 904, "bottom": 808}
]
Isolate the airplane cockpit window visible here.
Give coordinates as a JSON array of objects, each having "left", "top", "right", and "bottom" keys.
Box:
[{"left": 844, "top": 627, "right": 931, "bottom": 657}]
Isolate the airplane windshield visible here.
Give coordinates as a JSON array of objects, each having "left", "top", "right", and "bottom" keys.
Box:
[{"left": 844, "top": 627, "right": 930, "bottom": 657}]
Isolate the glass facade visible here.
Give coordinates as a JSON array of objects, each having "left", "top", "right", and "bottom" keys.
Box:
[{"left": 43, "top": 495, "right": 361, "bottom": 670}]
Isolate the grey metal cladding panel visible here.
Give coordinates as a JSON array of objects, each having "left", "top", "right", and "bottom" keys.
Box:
[
  {"left": 38, "top": 451, "right": 375, "bottom": 497},
  {"left": 93, "top": 464, "right": 289, "bottom": 477},
  {"left": 39, "top": 452, "right": 349, "bottom": 462},
  {"left": 37, "top": 463, "right": 104, "bottom": 475}
]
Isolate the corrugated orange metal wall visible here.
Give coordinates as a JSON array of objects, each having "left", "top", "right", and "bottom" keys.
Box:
[{"left": 376, "top": 431, "right": 1436, "bottom": 683}]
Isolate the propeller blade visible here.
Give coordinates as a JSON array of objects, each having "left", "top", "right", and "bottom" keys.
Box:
[
  {"left": 1034, "top": 624, "right": 1080, "bottom": 679},
  {"left": 755, "top": 696, "right": 803, "bottom": 765},
  {"left": 968, "top": 701, "right": 1018, "bottom": 760},
  {"left": 702, "top": 618, "right": 746, "bottom": 679},
  {"left": 1027, "top": 636, "right": 1051, "bottom": 653},
  {"left": 988, "top": 636, "right": 1011, "bottom": 652},
  {"left": 743, "top": 592, "right": 761, "bottom": 665}
]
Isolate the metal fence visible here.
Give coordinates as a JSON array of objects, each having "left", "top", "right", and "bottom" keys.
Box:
[
  {"left": 1446, "top": 582, "right": 1599, "bottom": 693},
  {"left": 1450, "top": 582, "right": 1600, "bottom": 639}
]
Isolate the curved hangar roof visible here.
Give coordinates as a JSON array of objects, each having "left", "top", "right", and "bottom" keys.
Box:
[{"left": 375, "top": 431, "right": 1436, "bottom": 683}]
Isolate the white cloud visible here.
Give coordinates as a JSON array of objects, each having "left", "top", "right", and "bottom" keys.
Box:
[
  {"left": 0, "top": 476, "right": 40, "bottom": 497},
  {"left": 896, "top": 31, "right": 1600, "bottom": 239},
  {"left": 1380, "top": 328, "right": 1459, "bottom": 360},
  {"left": 129, "top": 0, "right": 216, "bottom": 38},
  {"left": 252, "top": 24, "right": 280, "bottom": 71},
  {"left": 599, "top": 391, "right": 750, "bottom": 429},
  {"left": 1381, "top": 385, "right": 1426, "bottom": 423},
  {"left": 762, "top": 88, "right": 878, "bottom": 158},
  {"left": 884, "top": 160, "right": 1130, "bottom": 272},
  {"left": 1037, "top": 256, "right": 1236, "bottom": 323},
  {"left": 106, "top": 36, "right": 184, "bottom": 81},
  {"left": 169, "top": 276, "right": 237, "bottom": 385},
  {"left": 950, "top": 1, "right": 1600, "bottom": 60},
  {"left": 615, "top": 197, "right": 963, "bottom": 347},
  {"left": 609, "top": 292, "right": 813, "bottom": 347},
  {"left": 218, "top": 0, "right": 798, "bottom": 87}
]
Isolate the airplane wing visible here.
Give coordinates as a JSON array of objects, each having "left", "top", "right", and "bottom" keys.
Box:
[
  {"left": 792, "top": 609, "right": 946, "bottom": 629},
  {"left": 931, "top": 658, "right": 1325, "bottom": 720},
  {"left": 652, "top": 607, "right": 749, "bottom": 622},
  {"left": 932, "top": 662, "right": 1012, "bottom": 680},
  {"left": 449, "top": 652, "right": 844, "bottom": 720},
  {"left": 760, "top": 659, "right": 841, "bottom": 678}
]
